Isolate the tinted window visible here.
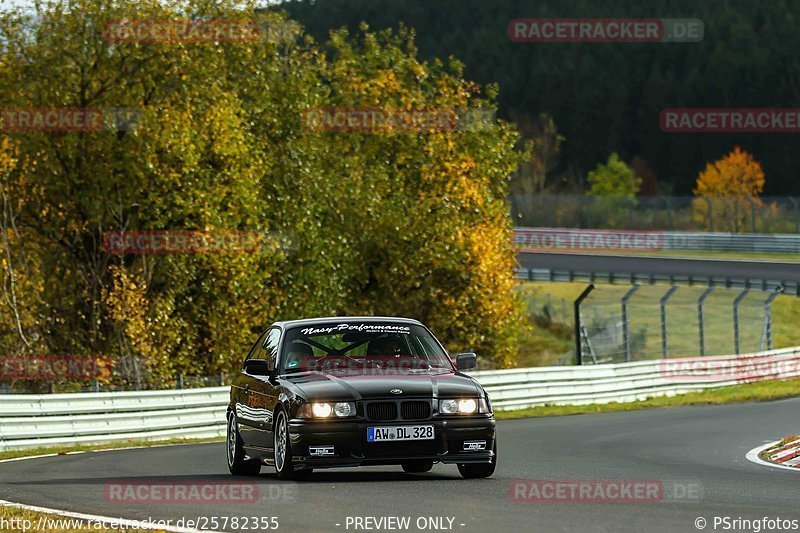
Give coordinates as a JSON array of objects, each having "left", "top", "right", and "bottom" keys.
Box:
[{"left": 280, "top": 322, "right": 452, "bottom": 375}]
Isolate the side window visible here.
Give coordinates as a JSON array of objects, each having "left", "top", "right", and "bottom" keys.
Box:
[
  {"left": 265, "top": 328, "right": 281, "bottom": 370},
  {"left": 245, "top": 329, "right": 270, "bottom": 364}
]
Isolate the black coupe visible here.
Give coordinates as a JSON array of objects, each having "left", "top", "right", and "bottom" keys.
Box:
[{"left": 226, "top": 317, "right": 497, "bottom": 480}]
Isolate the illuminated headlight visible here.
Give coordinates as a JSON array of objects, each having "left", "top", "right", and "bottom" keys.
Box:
[
  {"left": 439, "top": 398, "right": 489, "bottom": 414},
  {"left": 300, "top": 401, "right": 356, "bottom": 418},
  {"left": 312, "top": 402, "right": 332, "bottom": 417},
  {"left": 458, "top": 399, "right": 477, "bottom": 414}
]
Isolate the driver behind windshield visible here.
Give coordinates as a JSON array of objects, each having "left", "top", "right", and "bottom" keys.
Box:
[
  {"left": 284, "top": 341, "right": 314, "bottom": 370},
  {"left": 366, "top": 335, "right": 409, "bottom": 357}
]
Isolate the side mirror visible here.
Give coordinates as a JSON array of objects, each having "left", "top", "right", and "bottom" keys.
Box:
[
  {"left": 455, "top": 352, "right": 477, "bottom": 371},
  {"left": 243, "top": 359, "right": 272, "bottom": 376}
]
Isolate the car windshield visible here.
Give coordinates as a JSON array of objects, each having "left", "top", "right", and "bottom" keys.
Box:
[{"left": 280, "top": 322, "right": 454, "bottom": 375}]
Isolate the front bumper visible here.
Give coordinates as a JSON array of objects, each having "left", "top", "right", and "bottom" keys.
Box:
[{"left": 288, "top": 416, "right": 496, "bottom": 468}]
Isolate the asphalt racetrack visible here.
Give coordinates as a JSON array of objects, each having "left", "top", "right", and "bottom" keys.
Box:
[{"left": 1, "top": 398, "right": 799, "bottom": 532}]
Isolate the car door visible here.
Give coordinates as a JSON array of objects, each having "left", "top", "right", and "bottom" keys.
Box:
[
  {"left": 258, "top": 327, "right": 283, "bottom": 454},
  {"left": 237, "top": 327, "right": 282, "bottom": 451},
  {"left": 234, "top": 328, "right": 274, "bottom": 450}
]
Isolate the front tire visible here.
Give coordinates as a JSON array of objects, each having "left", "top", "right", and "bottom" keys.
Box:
[
  {"left": 227, "top": 414, "right": 261, "bottom": 476},
  {"left": 273, "top": 410, "right": 313, "bottom": 480},
  {"left": 457, "top": 441, "right": 496, "bottom": 479}
]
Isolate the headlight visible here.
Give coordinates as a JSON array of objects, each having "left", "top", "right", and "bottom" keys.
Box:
[
  {"left": 458, "top": 399, "right": 477, "bottom": 414},
  {"left": 312, "top": 402, "right": 332, "bottom": 417},
  {"left": 334, "top": 402, "right": 355, "bottom": 417},
  {"left": 300, "top": 401, "right": 356, "bottom": 418},
  {"left": 439, "top": 398, "right": 489, "bottom": 415}
]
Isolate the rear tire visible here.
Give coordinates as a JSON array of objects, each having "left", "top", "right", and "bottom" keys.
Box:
[
  {"left": 457, "top": 441, "right": 496, "bottom": 479},
  {"left": 227, "top": 414, "right": 261, "bottom": 476},
  {"left": 274, "top": 410, "right": 312, "bottom": 480},
  {"left": 401, "top": 460, "right": 434, "bottom": 473}
]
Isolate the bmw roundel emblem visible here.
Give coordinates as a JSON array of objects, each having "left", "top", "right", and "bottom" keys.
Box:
[{"left": 390, "top": 388, "right": 403, "bottom": 395}]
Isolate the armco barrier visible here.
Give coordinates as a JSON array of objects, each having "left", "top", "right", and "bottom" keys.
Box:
[
  {"left": 0, "top": 388, "right": 229, "bottom": 451},
  {"left": 1, "top": 348, "right": 798, "bottom": 450},
  {"left": 471, "top": 347, "right": 800, "bottom": 410}
]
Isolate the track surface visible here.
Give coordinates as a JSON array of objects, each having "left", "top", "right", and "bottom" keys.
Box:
[
  {"left": 517, "top": 251, "right": 800, "bottom": 284},
  {"left": 2, "top": 399, "right": 799, "bottom": 532}
]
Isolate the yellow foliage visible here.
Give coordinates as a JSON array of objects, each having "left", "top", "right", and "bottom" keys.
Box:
[
  {"left": 694, "top": 146, "right": 764, "bottom": 198},
  {"left": 692, "top": 147, "right": 765, "bottom": 232}
]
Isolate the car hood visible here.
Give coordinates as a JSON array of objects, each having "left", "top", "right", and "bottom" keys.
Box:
[{"left": 280, "top": 371, "right": 483, "bottom": 401}]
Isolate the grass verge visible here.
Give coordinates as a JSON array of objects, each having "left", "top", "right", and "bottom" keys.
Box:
[
  {"left": 494, "top": 377, "right": 800, "bottom": 420},
  {"left": 0, "top": 435, "right": 222, "bottom": 462},
  {"left": 518, "top": 281, "right": 800, "bottom": 361},
  {"left": 0, "top": 505, "right": 144, "bottom": 532}
]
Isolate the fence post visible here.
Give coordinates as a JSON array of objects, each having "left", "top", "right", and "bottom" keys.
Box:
[
  {"left": 664, "top": 196, "right": 674, "bottom": 231},
  {"left": 760, "top": 287, "right": 783, "bottom": 350},
  {"left": 177, "top": 373, "right": 184, "bottom": 390},
  {"left": 704, "top": 197, "right": 714, "bottom": 232},
  {"left": 733, "top": 289, "right": 750, "bottom": 354},
  {"left": 788, "top": 197, "right": 800, "bottom": 233},
  {"left": 586, "top": 197, "right": 593, "bottom": 228},
  {"left": 621, "top": 285, "right": 640, "bottom": 362},
  {"left": 746, "top": 196, "right": 757, "bottom": 233},
  {"left": 574, "top": 284, "right": 595, "bottom": 365},
  {"left": 627, "top": 198, "right": 634, "bottom": 229},
  {"left": 660, "top": 285, "right": 679, "bottom": 358},
  {"left": 697, "top": 287, "right": 715, "bottom": 356}
]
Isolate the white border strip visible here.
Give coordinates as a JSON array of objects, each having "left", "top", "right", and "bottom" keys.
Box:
[
  {"left": 0, "top": 499, "right": 222, "bottom": 533},
  {"left": 745, "top": 441, "right": 800, "bottom": 472}
]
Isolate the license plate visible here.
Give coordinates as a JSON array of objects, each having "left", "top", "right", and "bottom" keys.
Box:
[{"left": 367, "top": 425, "right": 434, "bottom": 442}]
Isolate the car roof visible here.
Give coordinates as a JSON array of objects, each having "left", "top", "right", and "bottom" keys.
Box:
[{"left": 272, "top": 316, "right": 423, "bottom": 329}]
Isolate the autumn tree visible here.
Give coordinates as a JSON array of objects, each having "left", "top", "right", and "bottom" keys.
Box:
[
  {"left": 585, "top": 153, "right": 640, "bottom": 228},
  {"left": 692, "top": 147, "right": 765, "bottom": 232},
  {"left": 0, "top": 0, "right": 527, "bottom": 387}
]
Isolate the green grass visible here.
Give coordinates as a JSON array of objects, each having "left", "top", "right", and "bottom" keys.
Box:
[
  {"left": 0, "top": 505, "right": 146, "bottom": 532},
  {"left": 494, "top": 377, "right": 800, "bottom": 420},
  {"left": 516, "top": 283, "right": 582, "bottom": 366},
  {"left": 518, "top": 281, "right": 800, "bottom": 363},
  {"left": 0, "top": 435, "right": 222, "bottom": 462}
]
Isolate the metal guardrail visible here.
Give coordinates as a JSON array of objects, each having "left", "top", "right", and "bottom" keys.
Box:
[
  {"left": 515, "top": 267, "right": 799, "bottom": 296},
  {"left": 471, "top": 347, "right": 800, "bottom": 410},
  {"left": 0, "top": 388, "right": 229, "bottom": 450},
  {"left": 1, "top": 348, "right": 797, "bottom": 450},
  {"left": 514, "top": 227, "right": 800, "bottom": 254}
]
